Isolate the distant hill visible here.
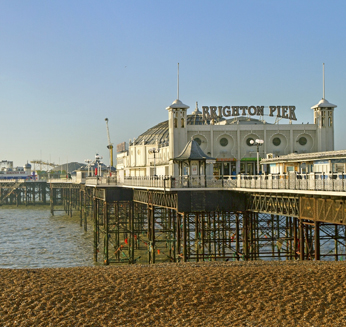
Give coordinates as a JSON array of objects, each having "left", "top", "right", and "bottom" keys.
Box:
[{"left": 51, "top": 162, "right": 85, "bottom": 173}]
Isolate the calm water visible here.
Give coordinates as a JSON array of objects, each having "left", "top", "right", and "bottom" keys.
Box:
[{"left": 0, "top": 208, "right": 94, "bottom": 269}]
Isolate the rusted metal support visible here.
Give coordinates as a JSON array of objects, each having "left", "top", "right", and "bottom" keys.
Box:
[
  {"left": 79, "top": 190, "right": 83, "bottom": 227},
  {"left": 335, "top": 224, "right": 339, "bottom": 261},
  {"left": 299, "top": 219, "right": 304, "bottom": 260},
  {"left": 50, "top": 186, "right": 54, "bottom": 216},
  {"left": 243, "top": 212, "right": 249, "bottom": 261},
  {"left": 93, "top": 197, "right": 98, "bottom": 262},
  {"left": 195, "top": 213, "right": 200, "bottom": 262},
  {"left": 129, "top": 201, "right": 134, "bottom": 263},
  {"left": 182, "top": 213, "right": 187, "bottom": 262},
  {"left": 315, "top": 221, "right": 320, "bottom": 260},
  {"left": 235, "top": 213, "right": 240, "bottom": 261},
  {"left": 104, "top": 201, "right": 109, "bottom": 265}
]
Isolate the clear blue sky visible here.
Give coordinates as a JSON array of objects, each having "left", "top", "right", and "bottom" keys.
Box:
[{"left": 1, "top": 0, "right": 346, "bottom": 167}]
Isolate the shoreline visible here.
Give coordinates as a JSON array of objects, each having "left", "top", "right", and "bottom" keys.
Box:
[{"left": 1, "top": 260, "right": 345, "bottom": 326}]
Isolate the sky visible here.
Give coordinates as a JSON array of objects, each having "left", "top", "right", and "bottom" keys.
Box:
[{"left": 1, "top": 0, "right": 346, "bottom": 167}]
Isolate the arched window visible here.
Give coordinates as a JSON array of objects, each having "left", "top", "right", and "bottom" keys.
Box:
[
  {"left": 220, "top": 138, "right": 228, "bottom": 147},
  {"left": 272, "top": 137, "right": 281, "bottom": 146},
  {"left": 299, "top": 137, "right": 307, "bottom": 146},
  {"left": 246, "top": 137, "right": 254, "bottom": 146}
]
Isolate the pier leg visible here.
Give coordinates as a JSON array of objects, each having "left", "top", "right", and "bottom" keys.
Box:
[
  {"left": 195, "top": 213, "right": 199, "bottom": 262},
  {"left": 243, "top": 212, "right": 249, "bottom": 261},
  {"left": 93, "top": 198, "right": 98, "bottom": 263},
  {"left": 299, "top": 219, "right": 304, "bottom": 260},
  {"left": 79, "top": 191, "right": 83, "bottom": 227},
  {"left": 315, "top": 221, "right": 320, "bottom": 260},
  {"left": 104, "top": 202, "right": 109, "bottom": 265},
  {"left": 236, "top": 213, "right": 240, "bottom": 261},
  {"left": 183, "top": 213, "right": 187, "bottom": 262},
  {"left": 335, "top": 224, "right": 339, "bottom": 261},
  {"left": 201, "top": 213, "right": 205, "bottom": 262}
]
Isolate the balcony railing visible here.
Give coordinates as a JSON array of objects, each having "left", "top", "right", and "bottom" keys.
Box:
[
  {"left": 236, "top": 172, "right": 346, "bottom": 192},
  {"left": 122, "top": 175, "right": 237, "bottom": 189},
  {"left": 49, "top": 172, "right": 346, "bottom": 192},
  {"left": 121, "top": 172, "right": 346, "bottom": 192},
  {"left": 85, "top": 176, "right": 117, "bottom": 186}
]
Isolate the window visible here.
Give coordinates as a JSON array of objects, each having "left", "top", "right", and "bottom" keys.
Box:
[
  {"left": 299, "top": 137, "right": 307, "bottom": 146},
  {"left": 194, "top": 137, "right": 202, "bottom": 146},
  {"left": 246, "top": 137, "right": 254, "bottom": 146},
  {"left": 220, "top": 138, "right": 228, "bottom": 147},
  {"left": 272, "top": 137, "right": 281, "bottom": 146}
]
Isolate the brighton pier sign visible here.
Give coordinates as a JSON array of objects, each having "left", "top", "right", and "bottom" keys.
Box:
[{"left": 202, "top": 106, "right": 297, "bottom": 121}]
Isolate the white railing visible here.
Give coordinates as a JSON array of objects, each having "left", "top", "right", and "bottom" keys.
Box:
[
  {"left": 85, "top": 176, "right": 117, "bottom": 186},
  {"left": 0, "top": 178, "right": 42, "bottom": 183},
  {"left": 236, "top": 172, "right": 346, "bottom": 192},
  {"left": 49, "top": 177, "right": 77, "bottom": 183},
  {"left": 121, "top": 172, "right": 346, "bottom": 192},
  {"left": 47, "top": 172, "right": 346, "bottom": 192},
  {"left": 122, "top": 175, "right": 237, "bottom": 189}
]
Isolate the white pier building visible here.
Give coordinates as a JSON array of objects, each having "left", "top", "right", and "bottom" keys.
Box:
[{"left": 116, "top": 95, "right": 337, "bottom": 181}]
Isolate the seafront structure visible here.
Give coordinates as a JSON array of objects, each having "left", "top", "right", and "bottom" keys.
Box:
[
  {"left": 116, "top": 94, "right": 336, "bottom": 180},
  {"left": 5, "top": 67, "right": 346, "bottom": 266}
]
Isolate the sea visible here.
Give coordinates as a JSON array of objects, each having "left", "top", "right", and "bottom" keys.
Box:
[{"left": 0, "top": 208, "right": 94, "bottom": 269}]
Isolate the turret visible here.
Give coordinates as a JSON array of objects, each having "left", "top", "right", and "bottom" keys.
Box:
[
  {"left": 311, "top": 98, "right": 336, "bottom": 151},
  {"left": 24, "top": 162, "right": 32, "bottom": 175},
  {"left": 167, "top": 99, "right": 189, "bottom": 175}
]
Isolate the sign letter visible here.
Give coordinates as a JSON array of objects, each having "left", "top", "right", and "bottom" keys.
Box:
[
  {"left": 248, "top": 106, "right": 256, "bottom": 116},
  {"left": 282, "top": 106, "right": 289, "bottom": 118},
  {"left": 240, "top": 106, "right": 248, "bottom": 115},
  {"left": 223, "top": 106, "right": 231, "bottom": 117},
  {"left": 202, "top": 106, "right": 210, "bottom": 120},
  {"left": 232, "top": 106, "right": 240, "bottom": 116},
  {"left": 256, "top": 106, "right": 264, "bottom": 116},
  {"left": 269, "top": 106, "right": 276, "bottom": 117},
  {"left": 289, "top": 106, "right": 297, "bottom": 121},
  {"left": 210, "top": 106, "right": 218, "bottom": 119}
]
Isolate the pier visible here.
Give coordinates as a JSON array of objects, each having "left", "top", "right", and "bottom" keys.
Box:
[
  {"left": 47, "top": 173, "right": 346, "bottom": 265},
  {"left": 0, "top": 180, "right": 49, "bottom": 206},
  {"left": 2, "top": 173, "right": 345, "bottom": 265}
]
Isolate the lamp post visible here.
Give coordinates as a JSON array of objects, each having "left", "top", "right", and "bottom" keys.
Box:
[
  {"left": 149, "top": 148, "right": 160, "bottom": 176},
  {"left": 250, "top": 139, "right": 264, "bottom": 174}
]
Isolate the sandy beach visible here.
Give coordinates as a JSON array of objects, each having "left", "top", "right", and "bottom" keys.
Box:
[{"left": 0, "top": 261, "right": 345, "bottom": 326}]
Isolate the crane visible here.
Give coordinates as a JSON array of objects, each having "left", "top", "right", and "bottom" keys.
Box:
[{"left": 105, "top": 118, "right": 114, "bottom": 167}]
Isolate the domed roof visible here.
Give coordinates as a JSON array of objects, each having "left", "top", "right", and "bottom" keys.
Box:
[
  {"left": 224, "top": 116, "right": 269, "bottom": 125},
  {"left": 311, "top": 98, "right": 337, "bottom": 109},
  {"left": 133, "top": 101, "right": 266, "bottom": 146},
  {"left": 133, "top": 120, "right": 169, "bottom": 146},
  {"left": 133, "top": 102, "right": 221, "bottom": 146}
]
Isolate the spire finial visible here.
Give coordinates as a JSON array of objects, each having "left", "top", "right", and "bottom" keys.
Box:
[
  {"left": 177, "top": 63, "right": 179, "bottom": 100},
  {"left": 323, "top": 63, "right": 325, "bottom": 99}
]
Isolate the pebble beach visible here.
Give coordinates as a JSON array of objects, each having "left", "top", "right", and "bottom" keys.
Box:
[{"left": 1, "top": 260, "right": 345, "bottom": 326}]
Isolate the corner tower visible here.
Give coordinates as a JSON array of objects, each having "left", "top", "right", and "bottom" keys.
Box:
[
  {"left": 167, "top": 99, "right": 189, "bottom": 175},
  {"left": 311, "top": 98, "right": 336, "bottom": 151},
  {"left": 311, "top": 64, "right": 336, "bottom": 152}
]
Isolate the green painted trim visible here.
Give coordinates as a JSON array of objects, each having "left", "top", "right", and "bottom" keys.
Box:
[{"left": 241, "top": 158, "right": 261, "bottom": 162}]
